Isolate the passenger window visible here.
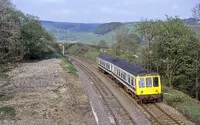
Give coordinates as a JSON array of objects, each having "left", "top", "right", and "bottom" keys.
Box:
[
  {"left": 138, "top": 78, "right": 145, "bottom": 88},
  {"left": 131, "top": 77, "right": 134, "bottom": 86},
  {"left": 146, "top": 78, "right": 152, "bottom": 88},
  {"left": 123, "top": 73, "right": 126, "bottom": 80},
  {"left": 153, "top": 77, "right": 159, "bottom": 87},
  {"left": 128, "top": 75, "right": 130, "bottom": 83}
]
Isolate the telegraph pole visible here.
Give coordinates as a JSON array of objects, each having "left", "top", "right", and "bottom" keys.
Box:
[
  {"left": 62, "top": 30, "right": 68, "bottom": 55},
  {"left": 62, "top": 43, "right": 65, "bottom": 55}
]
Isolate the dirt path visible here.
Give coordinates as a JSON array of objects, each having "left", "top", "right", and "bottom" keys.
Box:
[{"left": 0, "top": 59, "right": 95, "bottom": 125}]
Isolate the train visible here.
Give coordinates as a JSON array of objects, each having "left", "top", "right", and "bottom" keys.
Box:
[{"left": 96, "top": 53, "right": 163, "bottom": 103}]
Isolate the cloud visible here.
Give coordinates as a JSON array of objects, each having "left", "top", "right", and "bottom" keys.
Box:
[
  {"left": 100, "top": 6, "right": 135, "bottom": 15},
  {"left": 172, "top": 4, "right": 180, "bottom": 11},
  {"left": 12, "top": 0, "right": 16, "bottom": 4},
  {"left": 37, "top": 0, "right": 65, "bottom": 3},
  {"left": 48, "top": 8, "right": 91, "bottom": 16},
  {"left": 13, "top": 0, "right": 194, "bottom": 23}
]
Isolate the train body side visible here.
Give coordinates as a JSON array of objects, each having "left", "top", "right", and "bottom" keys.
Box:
[{"left": 96, "top": 53, "right": 163, "bottom": 102}]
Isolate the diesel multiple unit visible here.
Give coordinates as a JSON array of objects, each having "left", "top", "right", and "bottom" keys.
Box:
[{"left": 96, "top": 53, "right": 163, "bottom": 103}]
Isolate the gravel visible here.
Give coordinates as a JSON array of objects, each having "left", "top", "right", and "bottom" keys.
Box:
[
  {"left": 0, "top": 59, "right": 95, "bottom": 125},
  {"left": 74, "top": 64, "right": 111, "bottom": 125}
]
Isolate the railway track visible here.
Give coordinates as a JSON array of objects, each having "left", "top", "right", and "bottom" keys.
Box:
[
  {"left": 71, "top": 57, "right": 136, "bottom": 125},
  {"left": 103, "top": 72, "right": 183, "bottom": 125},
  {"left": 141, "top": 103, "right": 183, "bottom": 125},
  {"left": 69, "top": 56, "right": 185, "bottom": 125}
]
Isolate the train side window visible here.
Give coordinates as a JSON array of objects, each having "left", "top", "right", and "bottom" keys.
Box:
[
  {"left": 138, "top": 78, "right": 145, "bottom": 88},
  {"left": 106, "top": 64, "right": 109, "bottom": 69},
  {"left": 117, "top": 70, "right": 120, "bottom": 76},
  {"left": 128, "top": 75, "right": 130, "bottom": 83},
  {"left": 146, "top": 78, "right": 152, "bottom": 88},
  {"left": 153, "top": 77, "right": 159, "bottom": 87},
  {"left": 123, "top": 73, "right": 126, "bottom": 81}
]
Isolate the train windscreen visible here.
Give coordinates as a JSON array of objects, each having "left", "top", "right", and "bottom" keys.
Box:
[
  {"left": 153, "top": 77, "right": 159, "bottom": 87},
  {"left": 146, "top": 78, "right": 152, "bottom": 87}
]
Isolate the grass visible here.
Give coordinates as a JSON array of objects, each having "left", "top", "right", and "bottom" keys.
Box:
[
  {"left": 0, "top": 92, "right": 13, "bottom": 101},
  {"left": 162, "top": 86, "right": 200, "bottom": 123},
  {"left": 0, "top": 106, "right": 16, "bottom": 120},
  {"left": 60, "top": 59, "right": 77, "bottom": 75},
  {"left": 84, "top": 51, "right": 100, "bottom": 61}
]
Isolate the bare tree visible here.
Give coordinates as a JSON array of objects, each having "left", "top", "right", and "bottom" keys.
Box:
[{"left": 192, "top": 2, "right": 200, "bottom": 19}]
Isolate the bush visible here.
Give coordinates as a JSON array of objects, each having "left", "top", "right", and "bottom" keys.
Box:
[{"left": 0, "top": 106, "right": 16, "bottom": 120}]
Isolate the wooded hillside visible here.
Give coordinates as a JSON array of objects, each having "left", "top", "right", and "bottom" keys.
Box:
[{"left": 93, "top": 22, "right": 123, "bottom": 35}]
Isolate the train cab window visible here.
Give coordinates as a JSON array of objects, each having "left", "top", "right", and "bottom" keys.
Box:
[
  {"left": 153, "top": 77, "right": 159, "bottom": 87},
  {"left": 138, "top": 78, "right": 145, "bottom": 88},
  {"left": 146, "top": 78, "right": 152, "bottom": 88}
]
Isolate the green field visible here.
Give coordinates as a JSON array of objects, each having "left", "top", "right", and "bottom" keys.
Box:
[{"left": 42, "top": 22, "right": 137, "bottom": 46}]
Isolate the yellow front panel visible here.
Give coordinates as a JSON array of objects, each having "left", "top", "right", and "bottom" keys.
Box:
[{"left": 136, "top": 76, "right": 161, "bottom": 95}]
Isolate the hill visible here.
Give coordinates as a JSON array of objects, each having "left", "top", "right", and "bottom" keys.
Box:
[
  {"left": 41, "top": 18, "right": 200, "bottom": 45},
  {"left": 40, "top": 21, "right": 100, "bottom": 32},
  {"left": 94, "top": 22, "right": 123, "bottom": 35},
  {"left": 183, "top": 18, "right": 198, "bottom": 25}
]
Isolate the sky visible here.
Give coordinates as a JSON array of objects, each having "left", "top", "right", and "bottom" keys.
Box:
[{"left": 12, "top": 0, "right": 199, "bottom": 23}]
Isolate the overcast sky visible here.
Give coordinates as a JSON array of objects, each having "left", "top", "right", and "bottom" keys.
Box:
[{"left": 12, "top": 0, "right": 198, "bottom": 23}]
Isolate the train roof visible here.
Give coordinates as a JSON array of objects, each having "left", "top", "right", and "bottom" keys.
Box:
[{"left": 97, "top": 53, "right": 154, "bottom": 76}]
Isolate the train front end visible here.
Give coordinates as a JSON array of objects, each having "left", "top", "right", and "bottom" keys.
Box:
[{"left": 136, "top": 74, "right": 163, "bottom": 103}]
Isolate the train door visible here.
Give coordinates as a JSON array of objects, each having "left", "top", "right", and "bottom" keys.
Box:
[{"left": 131, "top": 77, "right": 135, "bottom": 88}]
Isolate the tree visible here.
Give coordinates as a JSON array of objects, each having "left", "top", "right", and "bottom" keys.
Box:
[
  {"left": 0, "top": 0, "right": 59, "bottom": 62},
  {"left": 111, "top": 26, "right": 139, "bottom": 62},
  {"left": 98, "top": 40, "right": 107, "bottom": 49},
  {"left": 136, "top": 19, "right": 160, "bottom": 69},
  {"left": 21, "top": 15, "right": 57, "bottom": 59},
  {"left": 152, "top": 17, "right": 197, "bottom": 89},
  {"left": 192, "top": 3, "right": 200, "bottom": 20},
  {"left": 0, "top": 0, "right": 22, "bottom": 63},
  {"left": 192, "top": 2, "right": 200, "bottom": 100}
]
